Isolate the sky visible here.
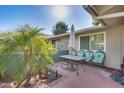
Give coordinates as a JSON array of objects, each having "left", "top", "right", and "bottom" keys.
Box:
[{"left": 0, "top": 5, "right": 92, "bottom": 34}]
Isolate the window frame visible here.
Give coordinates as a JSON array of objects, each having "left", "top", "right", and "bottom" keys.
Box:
[
  {"left": 79, "top": 31, "right": 106, "bottom": 52},
  {"left": 80, "top": 35, "right": 90, "bottom": 50},
  {"left": 52, "top": 39, "right": 60, "bottom": 50}
]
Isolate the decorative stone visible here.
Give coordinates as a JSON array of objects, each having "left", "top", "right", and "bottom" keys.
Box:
[
  {"left": 36, "top": 75, "right": 40, "bottom": 81},
  {"left": 10, "top": 81, "right": 18, "bottom": 88},
  {"left": 42, "top": 79, "right": 47, "bottom": 84},
  {"left": 110, "top": 72, "right": 124, "bottom": 85},
  {"left": 29, "top": 77, "right": 36, "bottom": 85},
  {"left": 35, "top": 80, "right": 42, "bottom": 87},
  {"left": 38, "top": 83, "right": 48, "bottom": 88},
  {"left": 48, "top": 72, "right": 51, "bottom": 75},
  {"left": 19, "top": 79, "right": 28, "bottom": 88},
  {"left": 0, "top": 83, "right": 13, "bottom": 88}
]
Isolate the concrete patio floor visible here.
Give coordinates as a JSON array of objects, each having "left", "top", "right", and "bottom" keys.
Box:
[{"left": 48, "top": 63, "right": 124, "bottom": 88}]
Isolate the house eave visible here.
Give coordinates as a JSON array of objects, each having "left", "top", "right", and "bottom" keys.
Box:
[
  {"left": 83, "top": 5, "right": 124, "bottom": 26},
  {"left": 47, "top": 26, "right": 108, "bottom": 40}
]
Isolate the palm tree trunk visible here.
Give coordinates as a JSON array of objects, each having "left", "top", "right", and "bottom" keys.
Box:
[
  {"left": 38, "top": 68, "right": 42, "bottom": 80},
  {"left": 23, "top": 50, "right": 32, "bottom": 87},
  {"left": 24, "top": 51, "right": 29, "bottom": 76}
]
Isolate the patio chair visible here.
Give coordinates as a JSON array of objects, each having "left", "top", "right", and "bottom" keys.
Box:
[
  {"left": 83, "top": 50, "right": 93, "bottom": 62},
  {"left": 92, "top": 51, "right": 105, "bottom": 66},
  {"left": 77, "top": 49, "right": 86, "bottom": 59},
  {"left": 77, "top": 49, "right": 84, "bottom": 57},
  {"left": 77, "top": 49, "right": 86, "bottom": 71}
]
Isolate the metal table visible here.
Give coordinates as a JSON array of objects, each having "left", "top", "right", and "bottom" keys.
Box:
[{"left": 60, "top": 55, "right": 85, "bottom": 75}]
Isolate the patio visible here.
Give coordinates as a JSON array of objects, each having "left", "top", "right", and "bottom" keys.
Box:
[{"left": 48, "top": 63, "right": 124, "bottom": 88}]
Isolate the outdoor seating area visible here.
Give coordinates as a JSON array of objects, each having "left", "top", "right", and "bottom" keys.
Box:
[
  {"left": 71, "top": 50, "right": 105, "bottom": 65},
  {"left": 59, "top": 49, "right": 105, "bottom": 75}
]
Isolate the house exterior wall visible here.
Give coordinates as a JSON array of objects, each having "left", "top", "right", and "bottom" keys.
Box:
[
  {"left": 50, "top": 24, "right": 124, "bottom": 69},
  {"left": 120, "top": 26, "right": 124, "bottom": 64},
  {"left": 56, "top": 36, "right": 69, "bottom": 51},
  {"left": 105, "top": 25, "right": 122, "bottom": 69},
  {"left": 73, "top": 24, "right": 124, "bottom": 69},
  {"left": 76, "top": 24, "right": 124, "bottom": 69}
]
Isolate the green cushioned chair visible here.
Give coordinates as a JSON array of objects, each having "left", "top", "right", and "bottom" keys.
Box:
[
  {"left": 92, "top": 51, "right": 105, "bottom": 64},
  {"left": 83, "top": 50, "right": 93, "bottom": 62},
  {"left": 77, "top": 50, "right": 86, "bottom": 59},
  {"left": 77, "top": 50, "right": 84, "bottom": 57}
]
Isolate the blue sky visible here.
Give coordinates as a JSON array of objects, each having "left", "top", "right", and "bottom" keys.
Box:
[{"left": 0, "top": 5, "right": 92, "bottom": 34}]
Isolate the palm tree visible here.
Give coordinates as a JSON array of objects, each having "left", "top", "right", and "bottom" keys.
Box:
[
  {"left": 0, "top": 25, "right": 56, "bottom": 87},
  {"left": 0, "top": 25, "right": 41, "bottom": 83}
]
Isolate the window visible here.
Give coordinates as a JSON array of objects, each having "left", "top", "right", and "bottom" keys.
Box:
[
  {"left": 52, "top": 40, "right": 59, "bottom": 49},
  {"left": 52, "top": 39, "right": 68, "bottom": 51},
  {"left": 80, "top": 36, "right": 90, "bottom": 50},
  {"left": 80, "top": 32, "right": 105, "bottom": 51},
  {"left": 90, "top": 34, "right": 104, "bottom": 50},
  {"left": 52, "top": 40, "right": 57, "bottom": 48}
]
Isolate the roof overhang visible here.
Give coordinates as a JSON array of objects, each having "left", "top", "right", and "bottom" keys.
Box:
[{"left": 83, "top": 5, "right": 124, "bottom": 26}]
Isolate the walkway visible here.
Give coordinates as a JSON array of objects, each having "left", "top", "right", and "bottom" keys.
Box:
[{"left": 48, "top": 63, "right": 124, "bottom": 88}]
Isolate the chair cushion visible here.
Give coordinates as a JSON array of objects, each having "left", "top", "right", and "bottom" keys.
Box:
[
  {"left": 77, "top": 50, "right": 84, "bottom": 57},
  {"left": 92, "top": 51, "right": 105, "bottom": 63},
  {"left": 84, "top": 50, "right": 93, "bottom": 62}
]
